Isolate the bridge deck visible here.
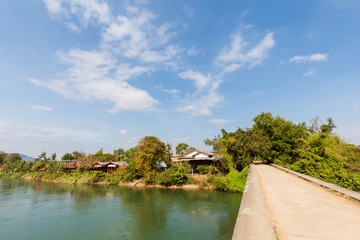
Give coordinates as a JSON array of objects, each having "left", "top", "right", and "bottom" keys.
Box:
[{"left": 256, "top": 164, "right": 360, "bottom": 240}]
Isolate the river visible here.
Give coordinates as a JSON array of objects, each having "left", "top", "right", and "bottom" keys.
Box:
[{"left": 0, "top": 179, "right": 241, "bottom": 240}]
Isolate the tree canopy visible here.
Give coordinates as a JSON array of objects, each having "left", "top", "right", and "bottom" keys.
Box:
[{"left": 136, "top": 136, "right": 166, "bottom": 183}]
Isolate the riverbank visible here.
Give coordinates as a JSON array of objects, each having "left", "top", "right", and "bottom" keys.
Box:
[{"left": 0, "top": 168, "right": 248, "bottom": 192}]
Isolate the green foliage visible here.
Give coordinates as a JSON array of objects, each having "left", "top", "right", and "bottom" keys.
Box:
[
  {"left": 157, "top": 165, "right": 188, "bottom": 186},
  {"left": 196, "top": 165, "right": 206, "bottom": 175},
  {"left": 0, "top": 151, "right": 6, "bottom": 165},
  {"left": 136, "top": 136, "right": 166, "bottom": 177},
  {"left": 206, "top": 166, "right": 220, "bottom": 175},
  {"left": 176, "top": 143, "right": 189, "bottom": 156},
  {"left": 61, "top": 153, "right": 74, "bottom": 160},
  {"left": 205, "top": 127, "right": 270, "bottom": 171},
  {"left": 210, "top": 167, "right": 248, "bottom": 192},
  {"left": 114, "top": 148, "right": 125, "bottom": 160},
  {"left": 252, "top": 112, "right": 308, "bottom": 164}
]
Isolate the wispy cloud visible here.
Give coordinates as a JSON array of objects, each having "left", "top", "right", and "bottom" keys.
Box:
[
  {"left": 250, "top": 90, "right": 264, "bottom": 96},
  {"left": 176, "top": 80, "right": 223, "bottom": 116},
  {"left": 126, "top": 136, "right": 137, "bottom": 145},
  {"left": 30, "top": 105, "right": 53, "bottom": 111},
  {"left": 156, "top": 85, "right": 180, "bottom": 97},
  {"left": 304, "top": 69, "right": 316, "bottom": 77},
  {"left": 177, "top": 29, "right": 275, "bottom": 116},
  {"left": 289, "top": 53, "right": 328, "bottom": 63},
  {"left": 208, "top": 118, "right": 231, "bottom": 124},
  {"left": 217, "top": 32, "right": 274, "bottom": 71},
  {"left": 101, "top": 4, "right": 182, "bottom": 65},
  {"left": 0, "top": 119, "right": 98, "bottom": 140},
  {"left": 43, "top": 0, "right": 111, "bottom": 31},
  {"left": 178, "top": 70, "right": 211, "bottom": 90}
]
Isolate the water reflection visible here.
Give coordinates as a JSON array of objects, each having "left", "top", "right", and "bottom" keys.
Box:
[{"left": 0, "top": 179, "right": 241, "bottom": 240}]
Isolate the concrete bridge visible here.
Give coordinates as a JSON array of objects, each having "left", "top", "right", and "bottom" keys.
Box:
[{"left": 232, "top": 164, "right": 360, "bottom": 240}]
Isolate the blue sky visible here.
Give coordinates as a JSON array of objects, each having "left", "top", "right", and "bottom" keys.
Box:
[{"left": 1, "top": 0, "right": 360, "bottom": 158}]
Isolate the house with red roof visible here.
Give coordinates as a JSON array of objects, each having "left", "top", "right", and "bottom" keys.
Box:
[{"left": 171, "top": 149, "right": 220, "bottom": 172}]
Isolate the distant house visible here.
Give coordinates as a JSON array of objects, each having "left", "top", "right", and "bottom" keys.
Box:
[
  {"left": 156, "top": 161, "right": 167, "bottom": 172},
  {"left": 63, "top": 163, "right": 77, "bottom": 172},
  {"left": 93, "top": 161, "right": 129, "bottom": 173},
  {"left": 171, "top": 149, "right": 220, "bottom": 172}
]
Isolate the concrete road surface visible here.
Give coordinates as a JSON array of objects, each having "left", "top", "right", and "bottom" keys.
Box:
[{"left": 256, "top": 164, "right": 360, "bottom": 240}]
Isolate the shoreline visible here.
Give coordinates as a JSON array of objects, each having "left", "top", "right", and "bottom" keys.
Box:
[{"left": 4, "top": 173, "right": 217, "bottom": 191}]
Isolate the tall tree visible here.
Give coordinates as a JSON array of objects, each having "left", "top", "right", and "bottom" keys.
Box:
[
  {"left": 136, "top": 136, "right": 166, "bottom": 182},
  {"left": 176, "top": 143, "right": 189, "bottom": 156},
  {"left": 114, "top": 148, "right": 125, "bottom": 161}
]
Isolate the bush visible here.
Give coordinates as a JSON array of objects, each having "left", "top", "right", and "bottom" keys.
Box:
[
  {"left": 209, "top": 167, "right": 248, "bottom": 192},
  {"left": 196, "top": 165, "right": 206, "bottom": 175},
  {"left": 206, "top": 166, "right": 220, "bottom": 175},
  {"left": 157, "top": 166, "right": 189, "bottom": 186},
  {"left": 157, "top": 169, "right": 175, "bottom": 186}
]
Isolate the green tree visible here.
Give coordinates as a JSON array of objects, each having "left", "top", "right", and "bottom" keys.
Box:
[
  {"left": 206, "top": 127, "right": 269, "bottom": 171},
  {"left": 51, "top": 153, "right": 57, "bottom": 160},
  {"left": 114, "top": 148, "right": 125, "bottom": 160},
  {"left": 136, "top": 136, "right": 166, "bottom": 183},
  {"left": 0, "top": 151, "right": 6, "bottom": 165},
  {"left": 36, "top": 151, "right": 50, "bottom": 161},
  {"left": 96, "top": 148, "right": 104, "bottom": 155},
  {"left": 4, "top": 153, "right": 23, "bottom": 172},
  {"left": 164, "top": 142, "right": 173, "bottom": 166},
  {"left": 72, "top": 150, "right": 86, "bottom": 159},
  {"left": 124, "top": 147, "right": 138, "bottom": 162},
  {"left": 61, "top": 153, "right": 74, "bottom": 160},
  {"left": 252, "top": 112, "right": 308, "bottom": 164},
  {"left": 175, "top": 143, "right": 189, "bottom": 156}
]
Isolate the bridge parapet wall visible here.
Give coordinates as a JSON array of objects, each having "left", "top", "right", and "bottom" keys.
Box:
[{"left": 232, "top": 164, "right": 276, "bottom": 240}]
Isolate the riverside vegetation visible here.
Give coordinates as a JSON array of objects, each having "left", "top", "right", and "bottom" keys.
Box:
[
  {"left": 0, "top": 136, "right": 248, "bottom": 193},
  {"left": 2, "top": 112, "right": 360, "bottom": 192}
]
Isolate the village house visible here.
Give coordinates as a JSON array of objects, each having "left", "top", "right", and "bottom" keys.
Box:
[
  {"left": 171, "top": 149, "right": 220, "bottom": 173},
  {"left": 63, "top": 160, "right": 128, "bottom": 173}
]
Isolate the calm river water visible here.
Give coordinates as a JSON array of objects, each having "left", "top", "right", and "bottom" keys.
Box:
[{"left": 0, "top": 179, "right": 241, "bottom": 240}]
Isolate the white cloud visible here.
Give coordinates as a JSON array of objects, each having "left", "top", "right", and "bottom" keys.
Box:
[
  {"left": 176, "top": 80, "right": 224, "bottom": 116},
  {"left": 100, "top": 5, "right": 182, "bottom": 65},
  {"left": 156, "top": 86, "right": 180, "bottom": 96},
  {"left": 126, "top": 136, "right": 137, "bottom": 145},
  {"left": 120, "top": 129, "right": 128, "bottom": 135},
  {"left": 208, "top": 118, "right": 231, "bottom": 124},
  {"left": 304, "top": 69, "right": 316, "bottom": 77},
  {"left": 30, "top": 49, "right": 159, "bottom": 113},
  {"left": 99, "top": 125, "right": 109, "bottom": 129},
  {"left": 0, "top": 119, "right": 98, "bottom": 140},
  {"left": 217, "top": 32, "right": 274, "bottom": 68},
  {"left": 30, "top": 105, "right": 53, "bottom": 111},
  {"left": 43, "top": 0, "right": 111, "bottom": 30},
  {"left": 178, "top": 70, "right": 211, "bottom": 90},
  {"left": 289, "top": 53, "right": 328, "bottom": 63},
  {"left": 187, "top": 45, "right": 198, "bottom": 57},
  {"left": 220, "top": 63, "right": 242, "bottom": 75}
]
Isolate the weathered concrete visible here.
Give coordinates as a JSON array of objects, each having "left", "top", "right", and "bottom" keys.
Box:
[
  {"left": 271, "top": 164, "right": 360, "bottom": 202},
  {"left": 232, "top": 164, "right": 276, "bottom": 240},
  {"left": 256, "top": 164, "right": 360, "bottom": 240}
]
